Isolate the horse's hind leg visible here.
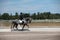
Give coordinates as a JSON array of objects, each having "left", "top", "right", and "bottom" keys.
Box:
[
  {"left": 11, "top": 24, "right": 13, "bottom": 31},
  {"left": 11, "top": 24, "right": 15, "bottom": 31}
]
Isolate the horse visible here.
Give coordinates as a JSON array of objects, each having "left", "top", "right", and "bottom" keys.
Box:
[{"left": 11, "top": 17, "right": 32, "bottom": 31}]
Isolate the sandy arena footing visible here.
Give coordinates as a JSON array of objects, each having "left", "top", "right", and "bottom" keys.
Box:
[{"left": 0, "top": 28, "right": 60, "bottom": 32}]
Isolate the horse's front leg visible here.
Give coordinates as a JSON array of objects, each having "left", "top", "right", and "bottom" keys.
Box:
[
  {"left": 15, "top": 24, "right": 18, "bottom": 30},
  {"left": 26, "top": 24, "right": 29, "bottom": 28},
  {"left": 21, "top": 24, "right": 25, "bottom": 31}
]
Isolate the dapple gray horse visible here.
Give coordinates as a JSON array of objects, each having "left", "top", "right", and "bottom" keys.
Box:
[{"left": 11, "top": 18, "right": 32, "bottom": 31}]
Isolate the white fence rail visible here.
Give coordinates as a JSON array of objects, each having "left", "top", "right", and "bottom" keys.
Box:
[
  {"left": 0, "top": 19, "right": 60, "bottom": 22},
  {"left": 32, "top": 19, "right": 60, "bottom": 22}
]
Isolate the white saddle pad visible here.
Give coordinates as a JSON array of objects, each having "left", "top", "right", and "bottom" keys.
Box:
[{"left": 19, "top": 20, "right": 22, "bottom": 23}]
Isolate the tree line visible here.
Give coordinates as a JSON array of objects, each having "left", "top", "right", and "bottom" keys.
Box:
[{"left": 0, "top": 12, "right": 60, "bottom": 20}]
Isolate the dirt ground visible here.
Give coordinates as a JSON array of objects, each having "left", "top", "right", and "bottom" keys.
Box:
[
  {"left": 0, "top": 22, "right": 60, "bottom": 40},
  {"left": 0, "top": 32, "right": 60, "bottom": 40},
  {"left": 30, "top": 22, "right": 60, "bottom": 26},
  {"left": 0, "top": 22, "right": 60, "bottom": 28},
  {"left": 29, "top": 22, "right": 60, "bottom": 28}
]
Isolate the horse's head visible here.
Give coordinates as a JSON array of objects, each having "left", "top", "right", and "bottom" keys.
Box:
[{"left": 25, "top": 17, "right": 32, "bottom": 23}]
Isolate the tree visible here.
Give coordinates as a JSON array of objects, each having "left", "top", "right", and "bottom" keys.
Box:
[
  {"left": 43, "top": 12, "right": 51, "bottom": 19},
  {"left": 36, "top": 12, "right": 40, "bottom": 19},
  {"left": 2, "top": 13, "right": 10, "bottom": 20},
  {"left": 9, "top": 13, "right": 13, "bottom": 19},
  {"left": 39, "top": 12, "right": 51, "bottom": 19},
  {"left": 0, "top": 13, "right": 2, "bottom": 19},
  {"left": 15, "top": 12, "right": 19, "bottom": 19},
  {"left": 1, "top": 12, "right": 60, "bottom": 20},
  {"left": 24, "top": 13, "right": 30, "bottom": 18},
  {"left": 31, "top": 13, "right": 36, "bottom": 20}
]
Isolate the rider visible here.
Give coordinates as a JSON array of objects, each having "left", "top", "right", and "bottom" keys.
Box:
[
  {"left": 19, "top": 12, "right": 24, "bottom": 20},
  {"left": 19, "top": 12, "right": 24, "bottom": 23}
]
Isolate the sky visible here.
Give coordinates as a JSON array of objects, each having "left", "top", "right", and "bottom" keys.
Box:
[{"left": 0, "top": 0, "right": 60, "bottom": 15}]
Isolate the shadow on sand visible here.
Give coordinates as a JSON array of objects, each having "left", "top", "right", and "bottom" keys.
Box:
[{"left": 11, "top": 29, "right": 30, "bottom": 31}]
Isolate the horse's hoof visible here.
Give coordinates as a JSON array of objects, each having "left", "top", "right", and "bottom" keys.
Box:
[{"left": 21, "top": 29, "right": 24, "bottom": 31}]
